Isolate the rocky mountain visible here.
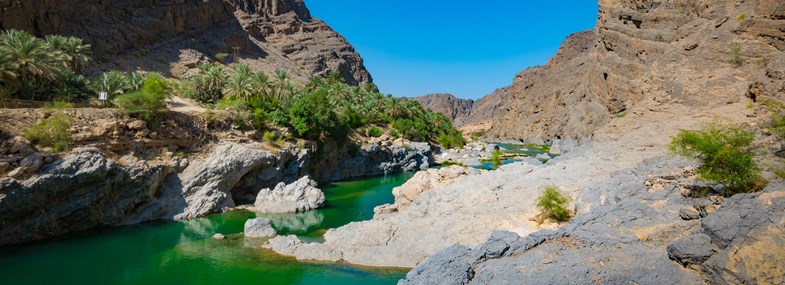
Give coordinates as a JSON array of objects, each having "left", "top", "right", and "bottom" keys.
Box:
[
  {"left": 406, "top": 94, "right": 474, "bottom": 124},
  {"left": 0, "top": 0, "right": 372, "bottom": 85},
  {"left": 450, "top": 0, "right": 784, "bottom": 147}
]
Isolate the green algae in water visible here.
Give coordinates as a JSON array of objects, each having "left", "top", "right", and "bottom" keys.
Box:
[{"left": 0, "top": 172, "right": 414, "bottom": 285}]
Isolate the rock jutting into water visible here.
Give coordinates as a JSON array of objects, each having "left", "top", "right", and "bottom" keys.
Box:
[
  {"left": 244, "top": 218, "right": 277, "bottom": 238},
  {"left": 254, "top": 176, "right": 325, "bottom": 214}
]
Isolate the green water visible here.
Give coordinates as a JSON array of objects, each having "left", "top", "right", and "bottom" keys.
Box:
[
  {"left": 0, "top": 172, "right": 414, "bottom": 285},
  {"left": 472, "top": 143, "right": 552, "bottom": 170}
]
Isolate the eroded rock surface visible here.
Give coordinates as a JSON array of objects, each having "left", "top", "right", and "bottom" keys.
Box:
[
  {"left": 374, "top": 166, "right": 482, "bottom": 217},
  {"left": 254, "top": 175, "right": 324, "bottom": 213},
  {"left": 0, "top": 148, "right": 173, "bottom": 245},
  {"left": 244, "top": 217, "right": 277, "bottom": 238}
]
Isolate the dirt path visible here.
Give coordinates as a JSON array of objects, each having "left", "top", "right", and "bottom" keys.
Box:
[{"left": 167, "top": 96, "right": 206, "bottom": 114}]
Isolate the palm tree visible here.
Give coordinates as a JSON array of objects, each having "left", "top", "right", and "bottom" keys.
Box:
[
  {"left": 251, "top": 71, "right": 271, "bottom": 99},
  {"left": 62, "top": 37, "right": 91, "bottom": 73},
  {"left": 274, "top": 69, "right": 288, "bottom": 100},
  {"left": 127, "top": 72, "right": 145, "bottom": 92},
  {"left": 43, "top": 35, "right": 68, "bottom": 61},
  {"left": 305, "top": 76, "right": 325, "bottom": 92},
  {"left": 193, "top": 63, "right": 227, "bottom": 103},
  {"left": 0, "top": 30, "right": 64, "bottom": 99},
  {"left": 385, "top": 96, "right": 405, "bottom": 119},
  {"left": 91, "top": 71, "right": 129, "bottom": 99},
  {"left": 326, "top": 71, "right": 344, "bottom": 86},
  {"left": 225, "top": 64, "right": 253, "bottom": 99}
]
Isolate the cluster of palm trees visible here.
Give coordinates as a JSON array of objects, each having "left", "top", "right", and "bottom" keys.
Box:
[
  {"left": 0, "top": 29, "right": 91, "bottom": 100},
  {"left": 184, "top": 63, "right": 299, "bottom": 105}
]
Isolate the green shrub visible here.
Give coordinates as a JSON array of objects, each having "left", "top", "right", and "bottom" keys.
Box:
[
  {"left": 491, "top": 149, "right": 503, "bottom": 169},
  {"left": 614, "top": 111, "right": 627, "bottom": 118},
  {"left": 24, "top": 113, "right": 72, "bottom": 152},
  {"left": 438, "top": 129, "right": 466, "bottom": 149},
  {"left": 268, "top": 109, "right": 289, "bottom": 127},
  {"left": 736, "top": 13, "right": 747, "bottom": 22},
  {"left": 470, "top": 131, "right": 486, "bottom": 141},
  {"left": 367, "top": 126, "right": 383, "bottom": 138},
  {"left": 389, "top": 129, "right": 399, "bottom": 138},
  {"left": 263, "top": 131, "right": 277, "bottom": 146},
  {"left": 670, "top": 123, "right": 767, "bottom": 196},
  {"left": 289, "top": 90, "right": 350, "bottom": 140},
  {"left": 113, "top": 74, "right": 168, "bottom": 123},
  {"left": 43, "top": 100, "right": 74, "bottom": 110},
  {"left": 730, "top": 42, "right": 742, "bottom": 66},
  {"left": 252, "top": 108, "right": 267, "bottom": 130},
  {"left": 535, "top": 186, "right": 571, "bottom": 223}
]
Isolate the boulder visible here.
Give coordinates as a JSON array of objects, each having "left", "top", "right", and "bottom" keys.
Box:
[
  {"left": 678, "top": 206, "right": 701, "bottom": 220},
  {"left": 127, "top": 120, "right": 148, "bottom": 130},
  {"left": 254, "top": 176, "right": 324, "bottom": 213},
  {"left": 264, "top": 235, "right": 342, "bottom": 262},
  {"left": 244, "top": 218, "right": 277, "bottom": 238},
  {"left": 212, "top": 233, "right": 225, "bottom": 240},
  {"left": 667, "top": 233, "right": 714, "bottom": 269}
]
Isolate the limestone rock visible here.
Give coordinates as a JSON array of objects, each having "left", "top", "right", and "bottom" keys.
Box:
[
  {"left": 678, "top": 206, "right": 701, "bottom": 220},
  {"left": 212, "top": 233, "right": 225, "bottom": 240},
  {"left": 149, "top": 143, "right": 309, "bottom": 221},
  {"left": 310, "top": 142, "right": 432, "bottom": 182},
  {"left": 127, "top": 120, "right": 147, "bottom": 131},
  {"left": 264, "top": 235, "right": 342, "bottom": 262},
  {"left": 374, "top": 166, "right": 482, "bottom": 217},
  {"left": 244, "top": 218, "right": 277, "bottom": 238},
  {"left": 254, "top": 176, "right": 324, "bottom": 213},
  {"left": 0, "top": 149, "right": 172, "bottom": 246},
  {"left": 667, "top": 233, "right": 714, "bottom": 269}
]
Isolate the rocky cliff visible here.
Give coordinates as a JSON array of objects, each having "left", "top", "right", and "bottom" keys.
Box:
[
  {"left": 454, "top": 0, "right": 785, "bottom": 147},
  {"left": 0, "top": 0, "right": 372, "bottom": 85}
]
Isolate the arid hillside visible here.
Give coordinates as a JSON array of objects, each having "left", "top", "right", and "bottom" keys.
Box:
[{"left": 0, "top": 0, "right": 372, "bottom": 85}]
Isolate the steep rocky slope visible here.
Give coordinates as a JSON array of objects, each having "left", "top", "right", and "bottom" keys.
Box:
[
  {"left": 451, "top": 0, "right": 784, "bottom": 147},
  {"left": 0, "top": 0, "right": 372, "bottom": 85}
]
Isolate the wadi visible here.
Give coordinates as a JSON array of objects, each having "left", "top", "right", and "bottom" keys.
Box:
[{"left": 0, "top": 1, "right": 783, "bottom": 284}]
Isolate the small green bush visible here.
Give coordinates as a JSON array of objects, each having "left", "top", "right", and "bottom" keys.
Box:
[
  {"left": 113, "top": 74, "right": 168, "bottom": 123},
  {"left": 535, "top": 186, "right": 571, "bottom": 223},
  {"left": 736, "top": 13, "right": 747, "bottom": 22},
  {"left": 252, "top": 108, "right": 267, "bottom": 130},
  {"left": 367, "top": 126, "right": 383, "bottom": 138},
  {"left": 614, "top": 111, "right": 628, "bottom": 118},
  {"left": 670, "top": 123, "right": 767, "bottom": 196},
  {"left": 730, "top": 42, "right": 742, "bottom": 66},
  {"left": 389, "top": 129, "right": 399, "bottom": 138},
  {"left": 24, "top": 113, "right": 72, "bottom": 152},
  {"left": 438, "top": 129, "right": 466, "bottom": 149},
  {"left": 491, "top": 149, "right": 503, "bottom": 169},
  {"left": 469, "top": 131, "right": 486, "bottom": 141},
  {"left": 263, "top": 131, "right": 277, "bottom": 146}
]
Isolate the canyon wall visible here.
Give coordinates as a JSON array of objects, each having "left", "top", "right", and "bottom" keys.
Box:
[{"left": 0, "top": 0, "right": 372, "bottom": 85}]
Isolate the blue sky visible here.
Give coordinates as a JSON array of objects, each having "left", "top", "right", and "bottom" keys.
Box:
[{"left": 306, "top": 1, "right": 599, "bottom": 100}]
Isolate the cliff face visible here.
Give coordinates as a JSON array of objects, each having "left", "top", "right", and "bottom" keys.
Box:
[
  {"left": 407, "top": 94, "right": 474, "bottom": 125},
  {"left": 0, "top": 0, "right": 372, "bottom": 85},
  {"left": 463, "top": 0, "right": 785, "bottom": 145}
]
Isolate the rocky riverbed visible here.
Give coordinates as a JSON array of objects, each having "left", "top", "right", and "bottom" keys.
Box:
[{"left": 261, "top": 97, "right": 785, "bottom": 283}]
